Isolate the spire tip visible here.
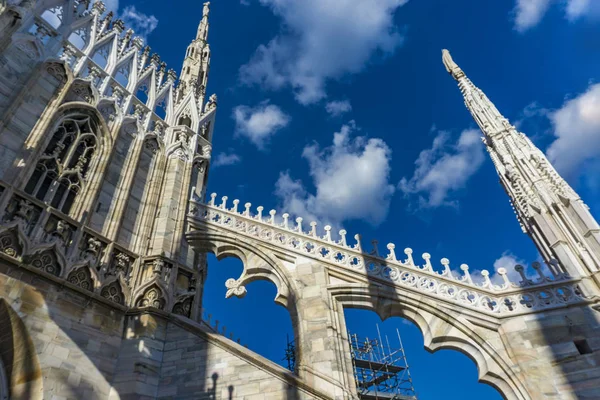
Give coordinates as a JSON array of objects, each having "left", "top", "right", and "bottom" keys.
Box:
[{"left": 442, "top": 49, "right": 464, "bottom": 80}]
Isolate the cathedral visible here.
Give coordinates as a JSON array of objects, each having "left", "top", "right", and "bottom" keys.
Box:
[{"left": 0, "top": 1, "right": 599, "bottom": 399}]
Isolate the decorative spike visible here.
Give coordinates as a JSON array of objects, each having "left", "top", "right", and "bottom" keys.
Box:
[
  {"left": 386, "top": 243, "right": 396, "bottom": 261},
  {"left": 310, "top": 222, "right": 317, "bottom": 237},
  {"left": 214, "top": 320, "right": 219, "bottom": 331},
  {"left": 422, "top": 253, "right": 432, "bottom": 271},
  {"left": 282, "top": 213, "right": 289, "bottom": 229},
  {"left": 497, "top": 268, "right": 511, "bottom": 287},
  {"left": 296, "top": 217, "right": 303, "bottom": 233},
  {"left": 370, "top": 240, "right": 380, "bottom": 257},
  {"left": 339, "top": 230, "right": 347, "bottom": 246},
  {"left": 222, "top": 326, "right": 226, "bottom": 336},
  {"left": 440, "top": 257, "right": 451, "bottom": 276},
  {"left": 404, "top": 248, "right": 414, "bottom": 266},
  {"left": 481, "top": 270, "right": 492, "bottom": 287},
  {"left": 209, "top": 193, "right": 217, "bottom": 206},
  {"left": 323, "top": 225, "right": 332, "bottom": 242},
  {"left": 532, "top": 262, "right": 546, "bottom": 281},
  {"left": 220, "top": 196, "right": 228, "bottom": 209},
  {"left": 514, "top": 264, "right": 528, "bottom": 285},
  {"left": 244, "top": 202, "right": 251, "bottom": 216},
  {"left": 232, "top": 199, "right": 239, "bottom": 213},
  {"left": 547, "top": 259, "right": 561, "bottom": 278},
  {"left": 256, "top": 206, "right": 264, "bottom": 221},
  {"left": 460, "top": 264, "right": 472, "bottom": 284},
  {"left": 269, "top": 209, "right": 276, "bottom": 224},
  {"left": 354, "top": 234, "right": 362, "bottom": 252}
]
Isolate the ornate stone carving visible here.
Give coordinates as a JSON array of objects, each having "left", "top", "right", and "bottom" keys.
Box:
[
  {"left": 173, "top": 297, "right": 193, "bottom": 317},
  {"left": 136, "top": 285, "right": 165, "bottom": 310},
  {"left": 0, "top": 230, "right": 22, "bottom": 258},
  {"left": 67, "top": 267, "right": 93, "bottom": 291},
  {"left": 101, "top": 281, "right": 124, "bottom": 304},
  {"left": 28, "top": 250, "right": 61, "bottom": 276}
]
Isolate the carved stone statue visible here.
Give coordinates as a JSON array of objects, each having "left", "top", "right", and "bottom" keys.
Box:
[
  {"left": 203, "top": 2, "right": 210, "bottom": 17},
  {"left": 442, "top": 49, "right": 464, "bottom": 80}
]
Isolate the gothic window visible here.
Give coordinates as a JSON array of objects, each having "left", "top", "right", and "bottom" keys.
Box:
[
  {"left": 115, "top": 63, "right": 131, "bottom": 88},
  {"left": 68, "top": 26, "right": 90, "bottom": 50},
  {"left": 91, "top": 44, "right": 111, "bottom": 69},
  {"left": 67, "top": 267, "right": 93, "bottom": 291},
  {"left": 25, "top": 115, "right": 100, "bottom": 215},
  {"left": 101, "top": 281, "right": 125, "bottom": 305},
  {"left": 178, "top": 116, "right": 192, "bottom": 128},
  {"left": 28, "top": 250, "right": 61, "bottom": 276}
]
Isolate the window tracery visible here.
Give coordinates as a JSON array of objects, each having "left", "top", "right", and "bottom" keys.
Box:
[
  {"left": 67, "top": 267, "right": 93, "bottom": 291},
  {"left": 28, "top": 250, "right": 61, "bottom": 276},
  {"left": 24, "top": 115, "right": 100, "bottom": 215},
  {"left": 101, "top": 281, "right": 124, "bottom": 304},
  {"left": 137, "top": 285, "right": 165, "bottom": 310},
  {"left": 0, "top": 230, "right": 22, "bottom": 258}
]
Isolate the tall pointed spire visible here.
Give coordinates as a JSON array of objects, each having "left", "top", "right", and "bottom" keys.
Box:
[
  {"left": 197, "top": 2, "right": 210, "bottom": 42},
  {"left": 177, "top": 2, "right": 212, "bottom": 106},
  {"left": 442, "top": 49, "right": 600, "bottom": 285}
]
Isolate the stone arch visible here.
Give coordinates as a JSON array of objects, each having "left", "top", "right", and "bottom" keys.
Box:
[
  {"left": 329, "top": 284, "right": 530, "bottom": 400},
  {"left": 0, "top": 299, "right": 43, "bottom": 400},
  {"left": 186, "top": 231, "right": 295, "bottom": 308},
  {"left": 0, "top": 227, "right": 25, "bottom": 259}
]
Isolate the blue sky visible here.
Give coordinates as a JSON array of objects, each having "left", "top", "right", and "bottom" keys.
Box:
[{"left": 112, "top": 0, "right": 600, "bottom": 398}]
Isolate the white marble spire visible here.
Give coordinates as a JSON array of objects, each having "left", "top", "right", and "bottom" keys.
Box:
[{"left": 443, "top": 49, "right": 600, "bottom": 282}]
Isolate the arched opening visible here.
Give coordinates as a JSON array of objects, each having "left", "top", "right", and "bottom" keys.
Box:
[
  {"left": 201, "top": 254, "right": 295, "bottom": 368},
  {"left": 344, "top": 308, "right": 503, "bottom": 400},
  {"left": 178, "top": 116, "right": 192, "bottom": 128}
]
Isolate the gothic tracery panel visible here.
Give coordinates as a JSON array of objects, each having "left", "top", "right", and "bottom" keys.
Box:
[
  {"left": 100, "top": 280, "right": 125, "bottom": 305},
  {"left": 67, "top": 267, "right": 93, "bottom": 291},
  {"left": 27, "top": 250, "right": 61, "bottom": 276},
  {"left": 24, "top": 114, "right": 101, "bottom": 215}
]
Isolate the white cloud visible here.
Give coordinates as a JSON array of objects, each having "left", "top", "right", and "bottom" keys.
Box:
[
  {"left": 275, "top": 121, "right": 395, "bottom": 226},
  {"left": 232, "top": 101, "right": 291, "bottom": 149},
  {"left": 239, "top": 0, "right": 408, "bottom": 104},
  {"left": 213, "top": 152, "right": 241, "bottom": 167},
  {"left": 104, "top": 0, "right": 119, "bottom": 13},
  {"left": 493, "top": 251, "right": 527, "bottom": 284},
  {"left": 513, "top": 0, "right": 552, "bottom": 32},
  {"left": 121, "top": 6, "right": 159, "bottom": 40},
  {"left": 513, "top": 0, "right": 600, "bottom": 31},
  {"left": 546, "top": 83, "right": 600, "bottom": 179},
  {"left": 399, "top": 129, "right": 485, "bottom": 208},
  {"left": 325, "top": 100, "right": 352, "bottom": 117}
]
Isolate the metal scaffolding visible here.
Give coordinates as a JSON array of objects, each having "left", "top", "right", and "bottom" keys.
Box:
[
  {"left": 283, "top": 325, "right": 417, "bottom": 400},
  {"left": 349, "top": 325, "right": 418, "bottom": 400}
]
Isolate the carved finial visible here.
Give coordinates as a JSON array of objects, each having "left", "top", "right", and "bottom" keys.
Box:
[
  {"left": 514, "top": 264, "right": 528, "bottom": 285},
  {"left": 532, "top": 262, "right": 547, "bottom": 282},
  {"left": 203, "top": 1, "right": 210, "bottom": 17},
  {"left": 322, "top": 225, "right": 332, "bottom": 242},
  {"left": 220, "top": 196, "right": 228, "bottom": 209},
  {"left": 209, "top": 193, "right": 217, "bottom": 206},
  {"left": 440, "top": 257, "right": 451, "bottom": 276},
  {"left": 404, "top": 248, "right": 414, "bottom": 267},
  {"left": 339, "top": 230, "right": 347, "bottom": 247},
  {"left": 371, "top": 240, "right": 379, "bottom": 257},
  {"left": 386, "top": 243, "right": 396, "bottom": 261},
  {"left": 460, "top": 264, "right": 473, "bottom": 284},
  {"left": 282, "top": 213, "right": 289, "bottom": 229},
  {"left": 232, "top": 199, "right": 239, "bottom": 213},
  {"left": 310, "top": 222, "right": 317, "bottom": 237},
  {"left": 481, "top": 270, "right": 492, "bottom": 287},
  {"left": 354, "top": 234, "right": 362, "bottom": 252},
  {"left": 422, "top": 253, "right": 432, "bottom": 271},
  {"left": 244, "top": 202, "right": 251, "bottom": 216},
  {"left": 269, "top": 209, "right": 276, "bottom": 224},
  {"left": 296, "top": 217, "right": 303, "bottom": 233},
  {"left": 256, "top": 206, "right": 264, "bottom": 221},
  {"left": 442, "top": 49, "right": 465, "bottom": 81},
  {"left": 497, "top": 267, "right": 511, "bottom": 287}
]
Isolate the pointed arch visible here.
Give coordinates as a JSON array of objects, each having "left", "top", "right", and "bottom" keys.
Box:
[
  {"left": 66, "top": 266, "right": 94, "bottom": 291},
  {"left": 100, "top": 278, "right": 128, "bottom": 305},
  {"left": 0, "top": 299, "right": 43, "bottom": 400},
  {"left": 135, "top": 284, "right": 167, "bottom": 310},
  {"left": 0, "top": 228, "right": 24, "bottom": 259},
  {"left": 25, "top": 248, "right": 64, "bottom": 277}
]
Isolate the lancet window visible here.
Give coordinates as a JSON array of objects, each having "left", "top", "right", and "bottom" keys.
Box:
[{"left": 24, "top": 115, "right": 100, "bottom": 215}]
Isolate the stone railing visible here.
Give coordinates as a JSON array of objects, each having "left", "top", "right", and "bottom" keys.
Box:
[{"left": 188, "top": 194, "right": 589, "bottom": 317}]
